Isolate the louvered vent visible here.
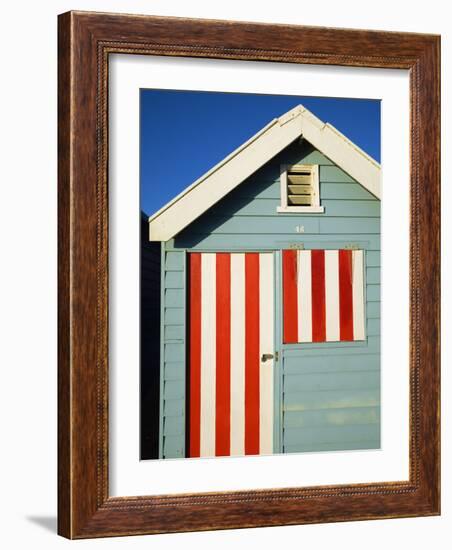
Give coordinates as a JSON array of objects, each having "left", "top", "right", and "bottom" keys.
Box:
[
  {"left": 278, "top": 164, "right": 322, "bottom": 213},
  {"left": 287, "top": 168, "right": 314, "bottom": 206}
]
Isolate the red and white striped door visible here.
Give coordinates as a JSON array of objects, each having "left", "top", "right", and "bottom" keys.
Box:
[
  {"left": 188, "top": 252, "right": 274, "bottom": 458},
  {"left": 282, "top": 249, "right": 366, "bottom": 344}
]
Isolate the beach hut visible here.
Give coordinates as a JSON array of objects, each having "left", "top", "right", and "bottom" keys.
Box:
[{"left": 148, "top": 104, "right": 381, "bottom": 459}]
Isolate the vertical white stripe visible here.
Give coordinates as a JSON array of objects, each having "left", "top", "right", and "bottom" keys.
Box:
[
  {"left": 297, "top": 250, "right": 312, "bottom": 342},
  {"left": 259, "top": 253, "right": 274, "bottom": 455},
  {"left": 200, "top": 253, "right": 216, "bottom": 457},
  {"left": 325, "top": 250, "right": 340, "bottom": 341},
  {"left": 230, "top": 254, "right": 245, "bottom": 456},
  {"left": 352, "top": 250, "right": 366, "bottom": 340}
]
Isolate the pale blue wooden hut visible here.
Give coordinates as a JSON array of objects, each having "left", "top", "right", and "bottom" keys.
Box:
[{"left": 148, "top": 105, "right": 381, "bottom": 460}]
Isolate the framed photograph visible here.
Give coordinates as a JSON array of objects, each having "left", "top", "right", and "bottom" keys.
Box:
[{"left": 58, "top": 11, "right": 440, "bottom": 538}]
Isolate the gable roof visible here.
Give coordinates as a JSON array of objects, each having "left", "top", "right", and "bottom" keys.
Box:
[{"left": 148, "top": 104, "right": 381, "bottom": 242}]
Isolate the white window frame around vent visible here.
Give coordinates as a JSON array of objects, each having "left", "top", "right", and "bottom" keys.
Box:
[{"left": 277, "top": 164, "right": 324, "bottom": 213}]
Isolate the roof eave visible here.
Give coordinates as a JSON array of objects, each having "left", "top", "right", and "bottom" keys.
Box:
[
  {"left": 149, "top": 106, "right": 305, "bottom": 241},
  {"left": 148, "top": 104, "right": 380, "bottom": 242}
]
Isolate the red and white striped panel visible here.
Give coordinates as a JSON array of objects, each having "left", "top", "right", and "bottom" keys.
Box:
[
  {"left": 283, "top": 249, "right": 365, "bottom": 344},
  {"left": 188, "top": 252, "right": 274, "bottom": 458}
]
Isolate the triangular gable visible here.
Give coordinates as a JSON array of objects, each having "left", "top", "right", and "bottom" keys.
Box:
[{"left": 148, "top": 105, "right": 380, "bottom": 242}]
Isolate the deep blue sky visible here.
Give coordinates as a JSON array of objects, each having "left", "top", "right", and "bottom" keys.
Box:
[{"left": 140, "top": 90, "right": 380, "bottom": 217}]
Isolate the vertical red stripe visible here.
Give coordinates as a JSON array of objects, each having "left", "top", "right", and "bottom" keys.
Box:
[
  {"left": 245, "top": 253, "right": 260, "bottom": 455},
  {"left": 282, "top": 250, "right": 298, "bottom": 343},
  {"left": 311, "top": 250, "right": 326, "bottom": 342},
  {"left": 189, "top": 253, "right": 201, "bottom": 457},
  {"left": 215, "top": 253, "right": 231, "bottom": 456},
  {"left": 339, "top": 249, "right": 354, "bottom": 341}
]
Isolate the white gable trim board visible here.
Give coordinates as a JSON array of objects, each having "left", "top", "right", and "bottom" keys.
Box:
[{"left": 148, "top": 104, "right": 381, "bottom": 242}]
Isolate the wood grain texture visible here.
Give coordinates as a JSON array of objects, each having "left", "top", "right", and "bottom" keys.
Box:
[
  {"left": 57, "top": 11, "right": 71, "bottom": 538},
  {"left": 58, "top": 10, "right": 440, "bottom": 539}
]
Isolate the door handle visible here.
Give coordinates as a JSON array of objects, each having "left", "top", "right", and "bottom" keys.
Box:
[{"left": 261, "top": 353, "right": 274, "bottom": 363}]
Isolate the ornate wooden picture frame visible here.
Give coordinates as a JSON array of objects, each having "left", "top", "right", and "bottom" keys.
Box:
[{"left": 58, "top": 11, "right": 440, "bottom": 539}]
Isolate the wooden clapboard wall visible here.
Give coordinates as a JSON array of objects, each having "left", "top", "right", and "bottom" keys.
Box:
[
  {"left": 159, "top": 140, "right": 380, "bottom": 459},
  {"left": 159, "top": 248, "right": 186, "bottom": 458}
]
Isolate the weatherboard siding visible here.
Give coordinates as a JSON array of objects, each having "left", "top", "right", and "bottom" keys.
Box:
[
  {"left": 159, "top": 247, "right": 186, "bottom": 458},
  {"left": 160, "top": 141, "right": 380, "bottom": 458}
]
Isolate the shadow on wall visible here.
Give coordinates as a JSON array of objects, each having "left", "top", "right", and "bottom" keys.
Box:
[
  {"left": 140, "top": 211, "right": 161, "bottom": 459},
  {"left": 25, "top": 516, "right": 57, "bottom": 533}
]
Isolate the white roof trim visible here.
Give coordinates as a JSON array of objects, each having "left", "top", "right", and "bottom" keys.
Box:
[{"left": 148, "top": 104, "right": 380, "bottom": 241}]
